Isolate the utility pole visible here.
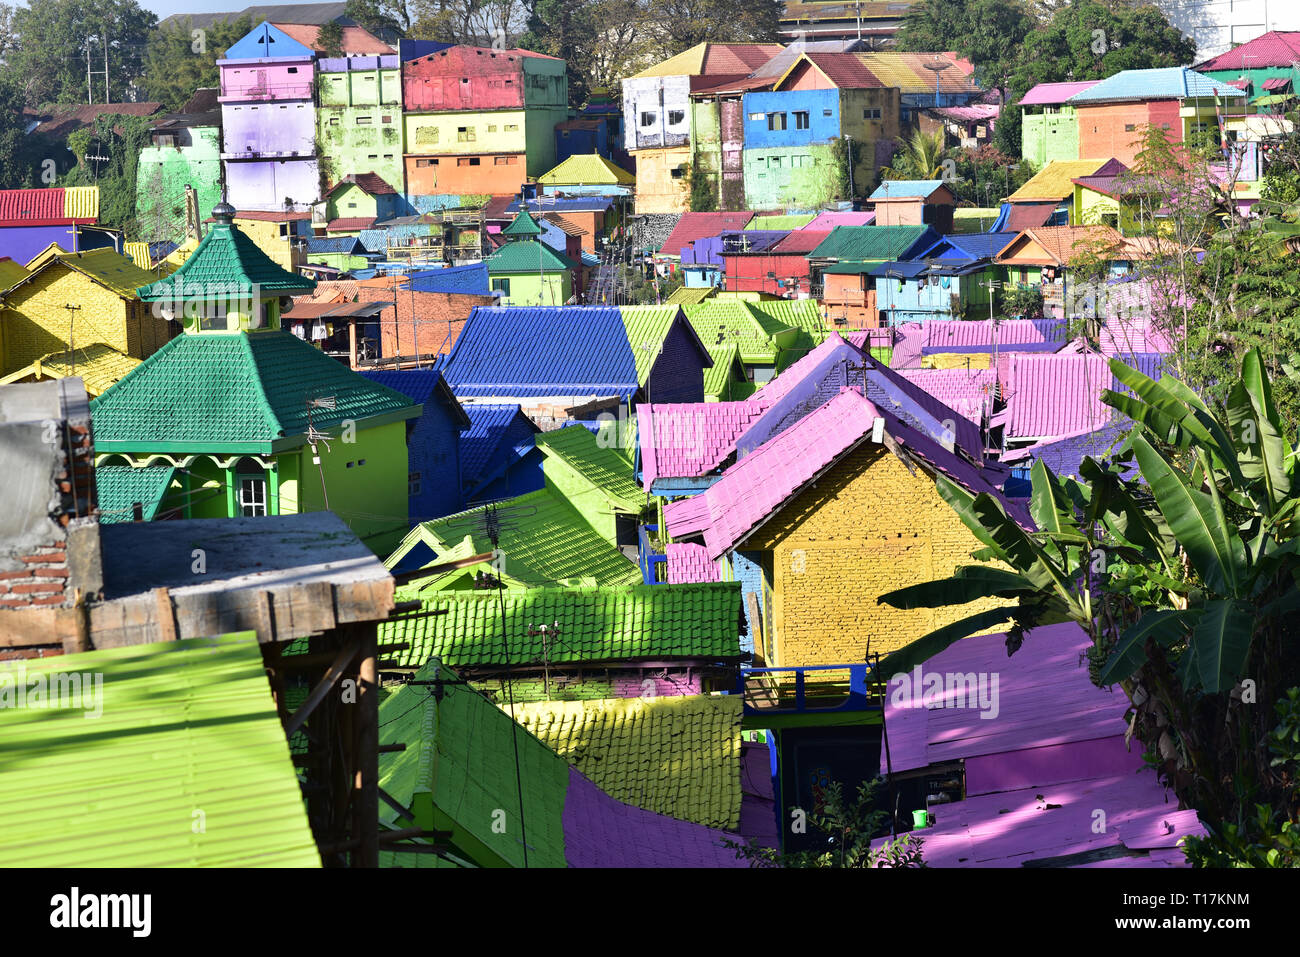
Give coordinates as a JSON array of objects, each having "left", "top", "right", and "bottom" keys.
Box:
[
  {"left": 104, "top": 32, "right": 110, "bottom": 104},
  {"left": 86, "top": 41, "right": 93, "bottom": 105}
]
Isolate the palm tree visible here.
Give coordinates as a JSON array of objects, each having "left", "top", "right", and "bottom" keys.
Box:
[{"left": 879, "top": 128, "right": 947, "bottom": 181}]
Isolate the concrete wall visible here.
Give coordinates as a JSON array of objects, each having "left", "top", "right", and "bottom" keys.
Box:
[
  {"left": 137, "top": 127, "right": 223, "bottom": 243},
  {"left": 404, "top": 152, "right": 527, "bottom": 195},
  {"left": 225, "top": 158, "right": 321, "bottom": 211},
  {"left": 220, "top": 59, "right": 314, "bottom": 101},
  {"left": 233, "top": 217, "right": 309, "bottom": 271},
  {"left": 406, "top": 396, "right": 463, "bottom": 522},
  {"left": 741, "top": 89, "right": 841, "bottom": 148},
  {"left": 402, "top": 48, "right": 567, "bottom": 113},
  {"left": 634, "top": 146, "right": 692, "bottom": 214},
  {"left": 488, "top": 269, "right": 572, "bottom": 307},
  {"left": 623, "top": 75, "right": 692, "bottom": 150},
  {"left": 318, "top": 58, "right": 402, "bottom": 106},
  {"left": 222, "top": 101, "right": 317, "bottom": 158},
  {"left": 742, "top": 143, "right": 842, "bottom": 209},
  {"left": 1022, "top": 108, "right": 1080, "bottom": 168},
  {"left": 1076, "top": 100, "right": 1182, "bottom": 166},
  {"left": 318, "top": 104, "right": 404, "bottom": 194}
]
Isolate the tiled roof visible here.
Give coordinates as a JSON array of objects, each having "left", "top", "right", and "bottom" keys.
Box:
[
  {"left": 272, "top": 21, "right": 394, "bottom": 54},
  {"left": 534, "top": 423, "right": 646, "bottom": 512},
  {"left": 327, "top": 172, "right": 397, "bottom": 196},
  {"left": 379, "top": 657, "right": 742, "bottom": 867},
  {"left": 0, "top": 256, "right": 27, "bottom": 289},
  {"left": 682, "top": 299, "right": 798, "bottom": 364},
  {"left": 637, "top": 400, "right": 767, "bottom": 488},
  {"left": 0, "top": 635, "right": 319, "bottom": 866},
  {"left": 381, "top": 581, "right": 742, "bottom": 668},
  {"left": 851, "top": 51, "right": 980, "bottom": 96},
  {"left": 460, "top": 403, "right": 537, "bottom": 485},
  {"left": 1001, "top": 352, "right": 1114, "bottom": 440},
  {"left": 744, "top": 298, "right": 826, "bottom": 346},
  {"left": 326, "top": 216, "right": 377, "bottom": 231},
  {"left": 486, "top": 238, "right": 577, "bottom": 272},
  {"left": 666, "top": 542, "right": 721, "bottom": 584},
  {"left": 923, "top": 231, "right": 1018, "bottom": 261},
  {"left": 800, "top": 51, "right": 884, "bottom": 89},
  {"left": 1003, "top": 203, "right": 1055, "bottom": 231},
  {"left": 442, "top": 306, "right": 640, "bottom": 399},
  {"left": 398, "top": 487, "right": 642, "bottom": 587},
  {"left": 91, "top": 331, "right": 417, "bottom": 452},
  {"left": 1068, "top": 67, "right": 1246, "bottom": 103},
  {"left": 358, "top": 368, "right": 471, "bottom": 427},
  {"left": 509, "top": 695, "right": 743, "bottom": 829},
  {"left": 1017, "top": 80, "right": 1101, "bottom": 106},
  {"left": 658, "top": 212, "right": 755, "bottom": 257},
  {"left": 771, "top": 229, "right": 832, "bottom": 253},
  {"left": 869, "top": 179, "right": 947, "bottom": 200},
  {"left": 403, "top": 262, "right": 491, "bottom": 295},
  {"left": 749, "top": 331, "right": 849, "bottom": 406},
  {"left": 632, "top": 41, "right": 782, "bottom": 78},
  {"left": 94, "top": 464, "right": 176, "bottom": 522},
  {"left": 618, "top": 304, "right": 711, "bottom": 386},
  {"left": 1002, "top": 420, "right": 1135, "bottom": 481},
  {"left": 28, "top": 102, "right": 162, "bottom": 139},
  {"left": 810, "top": 225, "right": 938, "bottom": 262},
  {"left": 0, "top": 188, "right": 67, "bottom": 225},
  {"left": 0, "top": 343, "right": 141, "bottom": 397},
  {"left": 923, "top": 318, "right": 1066, "bottom": 350},
  {"left": 996, "top": 224, "right": 1124, "bottom": 266},
  {"left": 137, "top": 217, "right": 315, "bottom": 300},
  {"left": 1007, "top": 160, "right": 1110, "bottom": 202},
  {"left": 17, "top": 248, "right": 157, "bottom": 300},
  {"left": 1197, "top": 31, "right": 1300, "bottom": 71},
  {"left": 501, "top": 206, "right": 543, "bottom": 237},
  {"left": 895, "top": 368, "right": 996, "bottom": 424},
  {"left": 538, "top": 153, "right": 635, "bottom": 186},
  {"left": 702, "top": 341, "right": 743, "bottom": 400},
  {"left": 304, "top": 235, "right": 363, "bottom": 255},
  {"left": 664, "top": 285, "right": 717, "bottom": 306},
  {"left": 804, "top": 210, "right": 875, "bottom": 230}
]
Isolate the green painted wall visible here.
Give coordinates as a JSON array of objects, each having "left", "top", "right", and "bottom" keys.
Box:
[
  {"left": 691, "top": 98, "right": 723, "bottom": 201},
  {"left": 305, "top": 250, "right": 371, "bottom": 272},
  {"left": 136, "top": 127, "right": 223, "bottom": 243},
  {"left": 488, "top": 270, "right": 572, "bottom": 307},
  {"left": 742, "top": 144, "right": 843, "bottom": 209},
  {"left": 1022, "top": 108, "right": 1079, "bottom": 167},
  {"left": 319, "top": 65, "right": 401, "bottom": 107},
  {"left": 524, "top": 107, "right": 569, "bottom": 178},
  {"left": 318, "top": 104, "right": 405, "bottom": 194}
]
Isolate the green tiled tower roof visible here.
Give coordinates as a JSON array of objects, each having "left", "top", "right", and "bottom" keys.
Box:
[
  {"left": 381, "top": 582, "right": 744, "bottom": 668},
  {"left": 501, "top": 206, "right": 543, "bottom": 237},
  {"left": 90, "top": 330, "right": 418, "bottom": 453},
  {"left": 136, "top": 203, "right": 316, "bottom": 301},
  {"left": 486, "top": 239, "right": 577, "bottom": 273}
]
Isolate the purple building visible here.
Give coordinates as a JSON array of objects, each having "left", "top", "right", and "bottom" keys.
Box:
[{"left": 219, "top": 22, "right": 320, "bottom": 211}]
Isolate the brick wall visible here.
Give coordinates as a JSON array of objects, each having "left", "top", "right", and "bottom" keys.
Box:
[
  {"left": 1075, "top": 100, "right": 1181, "bottom": 167},
  {"left": 744, "top": 443, "right": 1009, "bottom": 665},
  {"left": 358, "top": 285, "right": 493, "bottom": 359}
]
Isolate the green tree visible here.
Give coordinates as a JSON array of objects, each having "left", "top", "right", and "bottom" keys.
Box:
[
  {"left": 59, "top": 113, "right": 151, "bottom": 238},
  {"left": 317, "top": 19, "right": 345, "bottom": 57},
  {"left": 688, "top": 162, "right": 717, "bottom": 212},
  {"left": 0, "top": 72, "right": 39, "bottom": 187},
  {"left": 879, "top": 127, "right": 947, "bottom": 180},
  {"left": 896, "top": 0, "right": 1034, "bottom": 92},
  {"left": 139, "top": 16, "right": 251, "bottom": 113},
  {"left": 946, "top": 144, "right": 1035, "bottom": 206},
  {"left": 8, "top": 0, "right": 156, "bottom": 106},
  {"left": 345, "top": 0, "right": 410, "bottom": 36}
]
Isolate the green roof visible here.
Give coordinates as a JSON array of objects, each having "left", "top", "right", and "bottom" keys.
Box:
[
  {"left": 746, "top": 298, "right": 827, "bottom": 349},
  {"left": 486, "top": 239, "right": 577, "bottom": 273},
  {"left": 379, "top": 657, "right": 570, "bottom": 868},
  {"left": 534, "top": 423, "right": 647, "bottom": 512},
  {"left": 664, "top": 285, "right": 716, "bottom": 306},
  {"left": 746, "top": 213, "right": 815, "bottom": 230},
  {"left": 501, "top": 207, "right": 544, "bottom": 237},
  {"left": 810, "top": 225, "right": 933, "bottom": 263},
  {"left": 95, "top": 464, "right": 176, "bottom": 522},
  {"left": 387, "top": 487, "right": 642, "bottom": 588},
  {"left": 682, "top": 300, "right": 799, "bottom": 364},
  {"left": 137, "top": 217, "right": 315, "bottom": 300},
  {"left": 537, "top": 153, "right": 635, "bottom": 186},
  {"left": 90, "top": 331, "right": 418, "bottom": 453},
  {"left": 507, "top": 694, "right": 743, "bottom": 829},
  {"left": 381, "top": 582, "right": 743, "bottom": 669},
  {"left": 702, "top": 341, "right": 744, "bottom": 400},
  {"left": 0, "top": 634, "right": 320, "bottom": 867}
]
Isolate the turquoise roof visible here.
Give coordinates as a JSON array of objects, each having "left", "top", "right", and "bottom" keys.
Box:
[
  {"left": 1067, "top": 67, "right": 1247, "bottom": 103},
  {"left": 869, "top": 179, "right": 947, "bottom": 200}
]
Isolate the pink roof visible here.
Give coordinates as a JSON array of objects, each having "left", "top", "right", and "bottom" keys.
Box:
[
  {"left": 664, "top": 390, "right": 879, "bottom": 559},
  {"left": 889, "top": 322, "right": 926, "bottom": 369},
  {"left": 1002, "top": 353, "right": 1113, "bottom": 439},
  {"left": 1017, "top": 80, "right": 1101, "bottom": 106},
  {"left": 933, "top": 104, "right": 999, "bottom": 123},
  {"left": 657, "top": 212, "right": 755, "bottom": 257},
  {"left": 1196, "top": 31, "right": 1300, "bottom": 71},
  {"left": 876, "top": 623, "right": 1204, "bottom": 867},
  {"left": 924, "top": 318, "right": 1059, "bottom": 350},
  {"left": 803, "top": 211, "right": 875, "bottom": 230},
  {"left": 896, "top": 368, "right": 996, "bottom": 424},
  {"left": 637, "top": 400, "right": 767, "bottom": 490},
  {"left": 665, "top": 542, "right": 721, "bottom": 584},
  {"left": 749, "top": 331, "right": 853, "bottom": 406},
  {"left": 770, "top": 229, "right": 832, "bottom": 254},
  {"left": 0, "top": 187, "right": 67, "bottom": 225}
]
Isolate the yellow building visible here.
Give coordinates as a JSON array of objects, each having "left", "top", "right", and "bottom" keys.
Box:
[
  {"left": 0, "top": 248, "right": 174, "bottom": 376},
  {"left": 229, "top": 212, "right": 310, "bottom": 272},
  {"left": 0, "top": 343, "right": 140, "bottom": 396}
]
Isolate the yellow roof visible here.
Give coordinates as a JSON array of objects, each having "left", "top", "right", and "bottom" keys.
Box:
[
  {"left": 633, "top": 42, "right": 708, "bottom": 78},
  {"left": 54, "top": 248, "right": 158, "bottom": 298},
  {"left": 164, "top": 237, "right": 200, "bottom": 267},
  {"left": 0, "top": 343, "right": 141, "bottom": 396},
  {"left": 0, "top": 256, "right": 28, "bottom": 292},
  {"left": 1008, "top": 160, "right": 1110, "bottom": 202},
  {"left": 63, "top": 186, "right": 100, "bottom": 220},
  {"left": 124, "top": 241, "right": 152, "bottom": 269},
  {"left": 538, "top": 153, "right": 635, "bottom": 186}
]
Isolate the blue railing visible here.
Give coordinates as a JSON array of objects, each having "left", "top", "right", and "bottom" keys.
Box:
[
  {"left": 638, "top": 523, "right": 668, "bottom": 585},
  {"left": 733, "top": 661, "right": 882, "bottom": 715}
]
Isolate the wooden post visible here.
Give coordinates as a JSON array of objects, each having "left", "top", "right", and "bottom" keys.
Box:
[
  {"left": 353, "top": 624, "right": 379, "bottom": 868},
  {"left": 348, "top": 319, "right": 358, "bottom": 370}
]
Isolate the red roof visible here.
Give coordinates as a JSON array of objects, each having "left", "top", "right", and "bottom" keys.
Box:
[
  {"left": 0, "top": 188, "right": 67, "bottom": 226},
  {"left": 327, "top": 217, "right": 377, "bottom": 231},
  {"left": 1196, "top": 31, "right": 1300, "bottom": 71},
  {"left": 29, "top": 103, "right": 162, "bottom": 139},
  {"left": 483, "top": 195, "right": 518, "bottom": 221},
  {"left": 802, "top": 53, "right": 884, "bottom": 89},
  {"left": 214, "top": 209, "right": 310, "bottom": 222},
  {"left": 1004, "top": 204, "right": 1055, "bottom": 231},
  {"left": 271, "top": 23, "right": 394, "bottom": 55},
  {"left": 658, "top": 212, "right": 756, "bottom": 257},
  {"left": 771, "top": 229, "right": 832, "bottom": 254},
  {"left": 329, "top": 172, "right": 397, "bottom": 196},
  {"left": 700, "top": 43, "right": 784, "bottom": 75}
]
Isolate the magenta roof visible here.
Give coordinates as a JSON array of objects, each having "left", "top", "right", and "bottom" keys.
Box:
[
  {"left": 637, "top": 400, "right": 767, "bottom": 490},
  {"left": 924, "top": 318, "right": 1062, "bottom": 351},
  {"left": 896, "top": 368, "right": 997, "bottom": 424},
  {"left": 665, "top": 389, "right": 880, "bottom": 558},
  {"left": 657, "top": 211, "right": 755, "bottom": 257},
  {"left": 1001, "top": 353, "right": 1113, "bottom": 439},
  {"left": 1196, "top": 31, "right": 1300, "bottom": 71},
  {"left": 665, "top": 542, "right": 721, "bottom": 584},
  {"left": 933, "top": 104, "right": 999, "bottom": 123},
  {"left": 749, "top": 331, "right": 852, "bottom": 406},
  {"left": 803, "top": 211, "right": 875, "bottom": 230},
  {"left": 1017, "top": 80, "right": 1101, "bottom": 106},
  {"left": 876, "top": 623, "right": 1203, "bottom": 867},
  {"left": 889, "top": 322, "right": 925, "bottom": 369}
]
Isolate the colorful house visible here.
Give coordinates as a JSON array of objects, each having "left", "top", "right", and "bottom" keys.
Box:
[
  {"left": 808, "top": 224, "right": 942, "bottom": 327},
  {"left": 302, "top": 235, "right": 369, "bottom": 273},
  {"left": 0, "top": 187, "right": 106, "bottom": 264},
  {"left": 623, "top": 42, "right": 783, "bottom": 214},
  {"left": 1066, "top": 67, "right": 1247, "bottom": 166},
  {"left": 459, "top": 403, "right": 543, "bottom": 502},
  {"left": 219, "top": 22, "right": 321, "bottom": 211},
  {"left": 0, "top": 343, "right": 140, "bottom": 397},
  {"left": 0, "top": 247, "right": 171, "bottom": 377},
  {"left": 402, "top": 45, "right": 568, "bottom": 198},
  {"left": 740, "top": 52, "right": 902, "bottom": 208},
  {"left": 722, "top": 228, "right": 826, "bottom": 296},
  {"left": 324, "top": 172, "right": 403, "bottom": 226},
  {"left": 1017, "top": 80, "right": 1100, "bottom": 167},
  {"left": 1196, "top": 31, "right": 1300, "bottom": 102},
  {"left": 1003, "top": 159, "right": 1113, "bottom": 229},
  {"left": 91, "top": 203, "right": 419, "bottom": 554},
  {"left": 483, "top": 208, "right": 579, "bottom": 306},
  {"left": 682, "top": 299, "right": 801, "bottom": 386},
  {"left": 536, "top": 153, "right": 635, "bottom": 197},
  {"left": 872, "top": 231, "right": 1015, "bottom": 325},
  {"left": 226, "top": 209, "right": 313, "bottom": 271},
  {"left": 996, "top": 351, "right": 1116, "bottom": 447},
  {"left": 868, "top": 179, "right": 956, "bottom": 231},
  {"left": 316, "top": 55, "right": 405, "bottom": 196},
  {"left": 136, "top": 89, "right": 223, "bottom": 244},
  {"left": 1069, "top": 160, "right": 1147, "bottom": 233},
  {"left": 993, "top": 224, "right": 1127, "bottom": 318}
]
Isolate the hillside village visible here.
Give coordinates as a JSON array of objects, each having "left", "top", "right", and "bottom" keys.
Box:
[{"left": 0, "top": 0, "right": 1298, "bottom": 881}]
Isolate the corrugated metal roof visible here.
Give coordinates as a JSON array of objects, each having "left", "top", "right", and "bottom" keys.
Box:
[
  {"left": 538, "top": 153, "right": 635, "bottom": 186},
  {"left": 802, "top": 52, "right": 885, "bottom": 89},
  {"left": 746, "top": 213, "right": 816, "bottom": 230},
  {"left": 441, "top": 306, "right": 640, "bottom": 399},
  {"left": 810, "top": 224, "right": 938, "bottom": 262},
  {"left": 658, "top": 212, "right": 756, "bottom": 257},
  {"left": 0, "top": 343, "right": 141, "bottom": 397},
  {"left": 486, "top": 239, "right": 577, "bottom": 272},
  {"left": 1017, "top": 80, "right": 1101, "bottom": 106},
  {"left": 1197, "top": 31, "right": 1300, "bottom": 71},
  {"left": 803, "top": 210, "right": 875, "bottom": 229},
  {"left": 869, "top": 179, "right": 947, "bottom": 200},
  {"left": 404, "top": 261, "right": 491, "bottom": 295},
  {"left": 632, "top": 42, "right": 782, "bottom": 78},
  {"left": 1002, "top": 352, "right": 1113, "bottom": 439},
  {"left": 1068, "top": 67, "right": 1246, "bottom": 103},
  {"left": 637, "top": 399, "right": 767, "bottom": 487},
  {"left": 0, "top": 634, "right": 320, "bottom": 867},
  {"left": 771, "top": 229, "right": 832, "bottom": 253},
  {"left": 996, "top": 225, "right": 1124, "bottom": 266},
  {"left": 852, "top": 52, "right": 980, "bottom": 96},
  {"left": 62, "top": 186, "right": 100, "bottom": 220},
  {"left": 1008, "top": 160, "right": 1109, "bottom": 202},
  {"left": 619, "top": 304, "right": 710, "bottom": 386},
  {"left": 896, "top": 368, "right": 995, "bottom": 424},
  {"left": 0, "top": 187, "right": 66, "bottom": 224}
]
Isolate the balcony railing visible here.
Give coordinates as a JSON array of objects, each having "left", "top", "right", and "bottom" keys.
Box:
[{"left": 733, "top": 660, "right": 882, "bottom": 716}]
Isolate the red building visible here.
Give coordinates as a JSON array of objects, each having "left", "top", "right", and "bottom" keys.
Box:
[{"left": 722, "top": 229, "right": 829, "bottom": 295}]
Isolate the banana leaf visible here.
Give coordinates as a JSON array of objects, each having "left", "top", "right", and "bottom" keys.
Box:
[
  {"left": 1098, "top": 609, "right": 1198, "bottom": 685},
  {"left": 1192, "top": 598, "right": 1255, "bottom": 693},
  {"left": 876, "top": 607, "right": 1016, "bottom": 678}
]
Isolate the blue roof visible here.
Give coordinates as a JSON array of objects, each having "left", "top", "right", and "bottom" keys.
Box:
[
  {"left": 1110, "top": 353, "right": 1167, "bottom": 394},
  {"left": 921, "top": 232, "right": 1018, "bottom": 261},
  {"left": 403, "top": 262, "right": 491, "bottom": 296},
  {"left": 869, "top": 180, "right": 948, "bottom": 200},
  {"left": 1013, "top": 421, "right": 1136, "bottom": 481},
  {"left": 222, "top": 21, "right": 314, "bottom": 61},
  {"left": 460, "top": 404, "right": 536, "bottom": 483},
  {"left": 508, "top": 197, "right": 615, "bottom": 213},
  {"left": 358, "top": 369, "right": 471, "bottom": 427},
  {"left": 441, "top": 306, "right": 641, "bottom": 399},
  {"left": 870, "top": 261, "right": 929, "bottom": 279},
  {"left": 1067, "top": 67, "right": 1246, "bottom": 104},
  {"left": 305, "top": 236, "right": 363, "bottom": 255}
]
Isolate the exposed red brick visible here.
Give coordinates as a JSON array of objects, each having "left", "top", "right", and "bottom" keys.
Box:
[
  {"left": 21, "top": 552, "right": 66, "bottom": 564},
  {"left": 0, "top": 570, "right": 33, "bottom": 581},
  {"left": 12, "top": 582, "right": 65, "bottom": 594}
]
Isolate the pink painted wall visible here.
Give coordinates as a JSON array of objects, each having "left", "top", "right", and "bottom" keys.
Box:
[{"left": 220, "top": 60, "right": 315, "bottom": 102}]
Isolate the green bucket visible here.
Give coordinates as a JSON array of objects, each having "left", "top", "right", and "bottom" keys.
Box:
[{"left": 912, "top": 809, "right": 930, "bottom": 829}]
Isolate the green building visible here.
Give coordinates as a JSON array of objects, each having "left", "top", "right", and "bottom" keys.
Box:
[
  {"left": 91, "top": 202, "right": 421, "bottom": 555},
  {"left": 1018, "top": 80, "right": 1091, "bottom": 168},
  {"left": 317, "top": 55, "right": 405, "bottom": 196},
  {"left": 485, "top": 208, "right": 577, "bottom": 306},
  {"left": 136, "top": 91, "right": 223, "bottom": 243}
]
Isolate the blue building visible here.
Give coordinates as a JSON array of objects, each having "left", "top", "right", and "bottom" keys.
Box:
[
  {"left": 358, "top": 369, "right": 472, "bottom": 523},
  {"left": 872, "top": 231, "right": 1015, "bottom": 325},
  {"left": 459, "top": 404, "right": 544, "bottom": 503},
  {"left": 403, "top": 261, "right": 492, "bottom": 295}
]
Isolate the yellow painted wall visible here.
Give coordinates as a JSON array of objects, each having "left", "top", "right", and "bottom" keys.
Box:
[
  {"left": 634, "top": 146, "right": 691, "bottom": 214},
  {"left": 404, "top": 109, "right": 529, "bottom": 155},
  {"left": 233, "top": 218, "right": 301, "bottom": 271},
  {"left": 744, "top": 444, "right": 1009, "bottom": 665},
  {"left": 0, "top": 267, "right": 172, "bottom": 375}
]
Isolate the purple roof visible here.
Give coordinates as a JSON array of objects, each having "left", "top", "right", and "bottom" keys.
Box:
[
  {"left": 637, "top": 400, "right": 767, "bottom": 489},
  {"left": 1017, "top": 80, "right": 1102, "bottom": 106},
  {"left": 876, "top": 622, "right": 1203, "bottom": 866},
  {"left": 925, "top": 318, "right": 1066, "bottom": 350},
  {"left": 803, "top": 211, "right": 876, "bottom": 230},
  {"left": 1001, "top": 420, "right": 1136, "bottom": 480},
  {"left": 1001, "top": 352, "right": 1115, "bottom": 440},
  {"left": 897, "top": 368, "right": 997, "bottom": 424}
]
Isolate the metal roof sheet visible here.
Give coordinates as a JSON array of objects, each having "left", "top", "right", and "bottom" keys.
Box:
[{"left": 1067, "top": 67, "right": 1246, "bottom": 103}]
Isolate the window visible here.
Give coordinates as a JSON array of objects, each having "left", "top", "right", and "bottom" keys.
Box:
[
  {"left": 492, "top": 277, "right": 511, "bottom": 295},
  {"left": 823, "top": 109, "right": 833, "bottom": 117},
  {"left": 494, "top": 155, "right": 515, "bottom": 165},
  {"left": 416, "top": 158, "right": 434, "bottom": 167},
  {"left": 457, "top": 157, "right": 481, "bottom": 166},
  {"left": 287, "top": 67, "right": 298, "bottom": 74},
  {"left": 487, "top": 124, "right": 497, "bottom": 132},
  {"left": 769, "top": 156, "right": 783, "bottom": 168},
  {"left": 668, "top": 110, "right": 685, "bottom": 125},
  {"left": 237, "top": 468, "right": 267, "bottom": 517},
  {"left": 670, "top": 165, "right": 686, "bottom": 179},
  {"left": 328, "top": 117, "right": 339, "bottom": 126},
  {"left": 458, "top": 126, "right": 476, "bottom": 142},
  {"left": 863, "top": 108, "right": 882, "bottom": 120},
  {"left": 749, "top": 112, "right": 764, "bottom": 121},
  {"left": 408, "top": 472, "right": 422, "bottom": 496},
  {"left": 791, "top": 154, "right": 809, "bottom": 168},
  {"left": 505, "top": 123, "right": 518, "bottom": 132},
  {"left": 1124, "top": 123, "right": 1136, "bottom": 132},
  {"left": 767, "top": 112, "right": 787, "bottom": 131},
  {"left": 357, "top": 116, "right": 373, "bottom": 125},
  {"left": 382, "top": 115, "right": 392, "bottom": 123},
  {"left": 641, "top": 111, "right": 656, "bottom": 127},
  {"left": 793, "top": 111, "right": 809, "bottom": 129}
]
